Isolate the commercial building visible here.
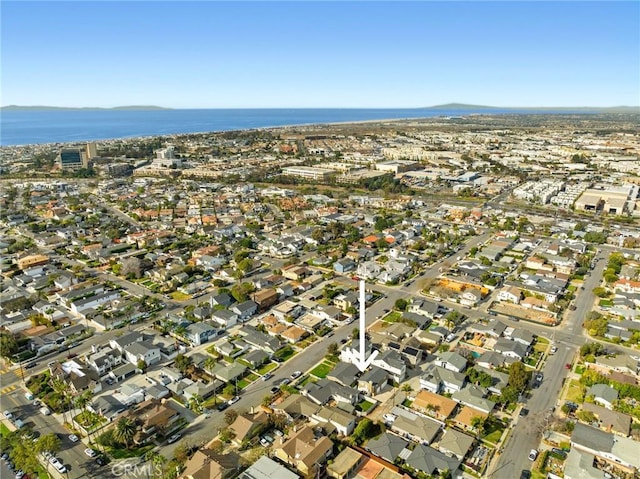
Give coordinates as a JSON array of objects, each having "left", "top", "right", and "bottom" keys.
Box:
[
  {"left": 58, "top": 148, "right": 88, "bottom": 170},
  {"left": 282, "top": 166, "right": 334, "bottom": 181}
]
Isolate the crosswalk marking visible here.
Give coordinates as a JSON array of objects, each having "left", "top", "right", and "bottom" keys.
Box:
[{"left": 1, "top": 384, "right": 18, "bottom": 395}]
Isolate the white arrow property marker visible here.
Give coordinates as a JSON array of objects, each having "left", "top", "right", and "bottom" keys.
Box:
[{"left": 352, "top": 280, "right": 378, "bottom": 372}]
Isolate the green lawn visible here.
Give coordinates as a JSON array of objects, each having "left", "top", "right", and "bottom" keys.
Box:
[
  {"left": 170, "top": 291, "right": 192, "bottom": 301},
  {"left": 299, "top": 376, "right": 317, "bottom": 387},
  {"left": 108, "top": 444, "right": 155, "bottom": 459},
  {"left": 275, "top": 346, "right": 297, "bottom": 362},
  {"left": 481, "top": 418, "right": 506, "bottom": 445},
  {"left": 566, "top": 380, "right": 585, "bottom": 403},
  {"left": 310, "top": 362, "right": 334, "bottom": 379},
  {"left": 237, "top": 379, "right": 251, "bottom": 390},
  {"left": 357, "top": 400, "right": 375, "bottom": 412},
  {"left": 203, "top": 396, "right": 224, "bottom": 409},
  {"left": 536, "top": 336, "right": 549, "bottom": 345},
  {"left": 575, "top": 365, "right": 586, "bottom": 375},
  {"left": 0, "top": 422, "right": 11, "bottom": 437},
  {"left": 599, "top": 299, "right": 613, "bottom": 307},
  {"left": 383, "top": 311, "right": 402, "bottom": 322},
  {"left": 256, "top": 362, "right": 278, "bottom": 375}
]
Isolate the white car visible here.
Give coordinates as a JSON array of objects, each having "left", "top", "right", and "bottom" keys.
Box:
[
  {"left": 528, "top": 449, "right": 538, "bottom": 461},
  {"left": 228, "top": 396, "right": 240, "bottom": 405},
  {"left": 84, "top": 448, "right": 97, "bottom": 457},
  {"left": 383, "top": 413, "right": 397, "bottom": 423},
  {"left": 68, "top": 434, "right": 79, "bottom": 443},
  {"left": 3, "top": 411, "right": 13, "bottom": 420},
  {"left": 290, "top": 371, "right": 302, "bottom": 379},
  {"left": 550, "top": 345, "right": 558, "bottom": 354}
]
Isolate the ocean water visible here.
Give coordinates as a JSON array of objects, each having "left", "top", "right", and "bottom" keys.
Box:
[{"left": 0, "top": 108, "right": 593, "bottom": 146}]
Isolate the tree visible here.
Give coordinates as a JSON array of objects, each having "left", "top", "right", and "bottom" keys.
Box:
[
  {"left": 218, "top": 427, "right": 235, "bottom": 444},
  {"left": 501, "top": 385, "right": 519, "bottom": 404},
  {"left": 35, "top": 433, "right": 61, "bottom": 455},
  {"left": 224, "top": 409, "right": 238, "bottom": 425},
  {"left": 311, "top": 228, "right": 325, "bottom": 244},
  {"left": 137, "top": 359, "right": 148, "bottom": 372},
  {"left": 174, "top": 354, "right": 193, "bottom": 374},
  {"left": 592, "top": 287, "right": 609, "bottom": 298},
  {"left": 51, "top": 377, "right": 72, "bottom": 423},
  {"left": 577, "top": 410, "right": 597, "bottom": 423},
  {"left": 350, "top": 418, "right": 380, "bottom": 445},
  {"left": 508, "top": 362, "right": 531, "bottom": 392},
  {"left": 351, "top": 328, "right": 359, "bottom": 340},
  {"left": 114, "top": 417, "right": 137, "bottom": 449},
  {"left": 261, "top": 395, "right": 273, "bottom": 407},
  {"left": 470, "top": 416, "right": 486, "bottom": 437},
  {"left": 74, "top": 390, "right": 93, "bottom": 412},
  {"left": 204, "top": 357, "right": 218, "bottom": 376},
  {"left": 326, "top": 342, "right": 339, "bottom": 359},
  {"left": 223, "top": 384, "right": 236, "bottom": 397},
  {"left": 394, "top": 298, "right": 408, "bottom": 311},
  {"left": 0, "top": 331, "right": 18, "bottom": 358},
  {"left": 189, "top": 395, "right": 203, "bottom": 413},
  {"left": 583, "top": 317, "right": 608, "bottom": 337}
]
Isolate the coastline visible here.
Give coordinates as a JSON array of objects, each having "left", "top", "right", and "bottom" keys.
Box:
[{"left": 0, "top": 107, "right": 621, "bottom": 148}]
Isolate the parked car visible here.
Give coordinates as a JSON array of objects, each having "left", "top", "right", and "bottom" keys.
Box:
[
  {"left": 270, "top": 386, "right": 280, "bottom": 394},
  {"left": 383, "top": 413, "right": 397, "bottom": 423},
  {"left": 262, "top": 373, "right": 273, "bottom": 381},
  {"left": 278, "top": 378, "right": 291, "bottom": 386},
  {"left": 520, "top": 470, "right": 531, "bottom": 479},
  {"left": 166, "top": 434, "right": 181, "bottom": 444},
  {"left": 25, "top": 362, "right": 38, "bottom": 369},
  {"left": 228, "top": 396, "right": 240, "bottom": 405},
  {"left": 550, "top": 345, "right": 558, "bottom": 354},
  {"left": 291, "top": 371, "right": 302, "bottom": 379},
  {"left": 216, "top": 402, "right": 229, "bottom": 411},
  {"left": 3, "top": 411, "right": 13, "bottom": 420},
  {"left": 95, "top": 457, "right": 106, "bottom": 466},
  {"left": 84, "top": 448, "right": 97, "bottom": 457},
  {"left": 528, "top": 449, "right": 538, "bottom": 461},
  {"left": 519, "top": 408, "right": 529, "bottom": 417},
  {"left": 551, "top": 448, "right": 567, "bottom": 458},
  {"left": 68, "top": 434, "right": 79, "bottom": 443},
  {"left": 49, "top": 457, "right": 66, "bottom": 473}
]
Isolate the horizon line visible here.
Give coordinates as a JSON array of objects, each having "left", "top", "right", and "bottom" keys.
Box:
[{"left": 3, "top": 104, "right": 640, "bottom": 110}]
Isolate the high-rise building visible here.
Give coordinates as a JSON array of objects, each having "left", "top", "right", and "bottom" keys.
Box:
[{"left": 86, "top": 142, "right": 98, "bottom": 159}]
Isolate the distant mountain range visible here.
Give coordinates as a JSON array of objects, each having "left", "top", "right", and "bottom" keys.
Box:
[
  {"left": 1, "top": 103, "right": 638, "bottom": 112},
  {"left": 0, "top": 105, "right": 171, "bottom": 111},
  {"left": 423, "top": 103, "right": 640, "bottom": 112}
]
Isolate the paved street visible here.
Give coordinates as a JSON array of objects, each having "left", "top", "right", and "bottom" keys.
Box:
[
  {"left": 1, "top": 391, "right": 104, "bottom": 479},
  {"left": 488, "top": 247, "right": 611, "bottom": 478},
  {"left": 2, "top": 219, "right": 633, "bottom": 479}
]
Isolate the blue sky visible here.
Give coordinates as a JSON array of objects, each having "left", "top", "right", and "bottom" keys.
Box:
[{"left": 2, "top": 1, "right": 638, "bottom": 108}]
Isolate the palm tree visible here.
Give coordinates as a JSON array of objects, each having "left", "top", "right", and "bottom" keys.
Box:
[
  {"left": 114, "top": 417, "right": 138, "bottom": 449},
  {"left": 51, "top": 378, "right": 72, "bottom": 424},
  {"left": 35, "top": 433, "right": 61, "bottom": 475},
  {"left": 204, "top": 357, "right": 218, "bottom": 377},
  {"left": 35, "top": 433, "right": 61, "bottom": 455},
  {"left": 75, "top": 391, "right": 94, "bottom": 440},
  {"left": 470, "top": 416, "right": 486, "bottom": 439},
  {"left": 152, "top": 453, "right": 168, "bottom": 479},
  {"left": 188, "top": 394, "right": 203, "bottom": 413}
]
